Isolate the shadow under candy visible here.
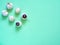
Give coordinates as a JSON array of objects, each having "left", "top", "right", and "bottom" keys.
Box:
[
  {"left": 15, "top": 25, "right": 22, "bottom": 32},
  {"left": 6, "top": 8, "right": 13, "bottom": 13},
  {"left": 1, "top": 15, "right": 8, "bottom": 20},
  {"left": 14, "top": 12, "right": 21, "bottom": 18},
  {"left": 8, "top": 20, "right": 14, "bottom": 26}
]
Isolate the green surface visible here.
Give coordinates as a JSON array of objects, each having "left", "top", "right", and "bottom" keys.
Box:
[{"left": 0, "top": 0, "right": 60, "bottom": 45}]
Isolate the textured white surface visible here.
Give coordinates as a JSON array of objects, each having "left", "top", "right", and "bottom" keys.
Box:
[
  {"left": 2, "top": 10, "right": 8, "bottom": 16},
  {"left": 15, "top": 8, "right": 20, "bottom": 14},
  {"left": 9, "top": 16, "right": 15, "bottom": 22},
  {"left": 6, "top": 3, "right": 13, "bottom": 9}
]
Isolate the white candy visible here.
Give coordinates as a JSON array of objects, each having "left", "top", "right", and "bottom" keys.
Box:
[
  {"left": 16, "top": 21, "right": 22, "bottom": 27},
  {"left": 9, "top": 16, "right": 15, "bottom": 22},
  {"left": 2, "top": 10, "right": 8, "bottom": 16},
  {"left": 19, "top": 21, "right": 22, "bottom": 26},
  {"left": 6, "top": 2, "right": 13, "bottom": 9},
  {"left": 15, "top": 8, "right": 20, "bottom": 14}
]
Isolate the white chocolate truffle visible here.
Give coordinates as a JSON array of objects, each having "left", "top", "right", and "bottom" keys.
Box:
[
  {"left": 9, "top": 16, "right": 15, "bottom": 22},
  {"left": 15, "top": 8, "right": 20, "bottom": 14},
  {"left": 2, "top": 10, "right": 8, "bottom": 16},
  {"left": 6, "top": 2, "right": 13, "bottom": 9},
  {"left": 16, "top": 21, "right": 22, "bottom": 27}
]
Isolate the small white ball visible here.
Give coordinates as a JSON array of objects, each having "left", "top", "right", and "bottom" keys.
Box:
[
  {"left": 15, "top": 8, "right": 20, "bottom": 14},
  {"left": 9, "top": 16, "right": 15, "bottom": 22},
  {"left": 6, "top": 2, "right": 13, "bottom": 9},
  {"left": 16, "top": 21, "right": 22, "bottom": 27},
  {"left": 2, "top": 10, "right": 8, "bottom": 16}
]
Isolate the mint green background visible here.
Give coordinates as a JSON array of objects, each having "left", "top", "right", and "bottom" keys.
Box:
[{"left": 0, "top": 0, "right": 60, "bottom": 45}]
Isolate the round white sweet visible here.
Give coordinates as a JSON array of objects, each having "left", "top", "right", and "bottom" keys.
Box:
[
  {"left": 16, "top": 21, "right": 22, "bottom": 27},
  {"left": 6, "top": 2, "right": 13, "bottom": 9},
  {"left": 15, "top": 8, "right": 20, "bottom": 14},
  {"left": 9, "top": 16, "right": 15, "bottom": 22},
  {"left": 19, "top": 21, "right": 22, "bottom": 26},
  {"left": 2, "top": 10, "right": 8, "bottom": 16}
]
